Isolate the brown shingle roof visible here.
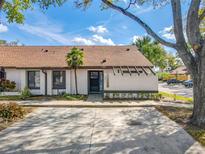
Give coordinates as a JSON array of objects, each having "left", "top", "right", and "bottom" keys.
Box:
[
  {"left": 171, "top": 66, "right": 189, "bottom": 74},
  {"left": 0, "top": 45, "right": 153, "bottom": 68}
]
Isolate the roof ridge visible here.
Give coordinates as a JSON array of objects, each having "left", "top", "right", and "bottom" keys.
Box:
[{"left": 0, "top": 45, "right": 135, "bottom": 47}]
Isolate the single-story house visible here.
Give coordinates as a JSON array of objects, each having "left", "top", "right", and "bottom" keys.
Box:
[
  {"left": 170, "top": 66, "right": 191, "bottom": 81},
  {"left": 0, "top": 46, "right": 158, "bottom": 99}
]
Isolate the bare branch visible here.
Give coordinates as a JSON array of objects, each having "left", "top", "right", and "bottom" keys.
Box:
[
  {"left": 171, "top": 0, "right": 186, "bottom": 43},
  {"left": 102, "top": 0, "right": 177, "bottom": 49},
  {"left": 171, "top": 0, "right": 197, "bottom": 73},
  {"left": 124, "top": 0, "right": 137, "bottom": 10},
  {"left": 186, "top": 0, "right": 202, "bottom": 52}
]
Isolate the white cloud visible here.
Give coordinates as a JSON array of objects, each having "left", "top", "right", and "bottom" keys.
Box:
[
  {"left": 163, "top": 26, "right": 173, "bottom": 33},
  {"left": 19, "top": 23, "right": 115, "bottom": 45},
  {"left": 135, "top": 6, "right": 153, "bottom": 15},
  {"left": 92, "top": 35, "right": 115, "bottom": 45},
  {"left": 72, "top": 35, "right": 115, "bottom": 45},
  {"left": 162, "top": 33, "right": 175, "bottom": 40},
  {"left": 159, "top": 26, "right": 175, "bottom": 40},
  {"left": 132, "top": 35, "right": 142, "bottom": 43},
  {"left": 88, "top": 25, "right": 108, "bottom": 34},
  {"left": 0, "top": 24, "right": 8, "bottom": 33},
  {"left": 18, "top": 24, "right": 70, "bottom": 44},
  {"left": 72, "top": 37, "right": 95, "bottom": 45}
]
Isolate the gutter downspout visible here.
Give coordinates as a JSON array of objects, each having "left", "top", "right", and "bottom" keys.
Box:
[{"left": 42, "top": 70, "right": 47, "bottom": 96}]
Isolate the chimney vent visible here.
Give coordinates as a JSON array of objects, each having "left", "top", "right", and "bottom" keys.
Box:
[
  {"left": 101, "top": 59, "right": 107, "bottom": 64},
  {"left": 126, "top": 48, "right": 130, "bottom": 51}
]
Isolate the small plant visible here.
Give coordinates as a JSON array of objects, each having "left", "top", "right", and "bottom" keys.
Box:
[
  {"left": 20, "top": 87, "right": 31, "bottom": 100},
  {"left": 0, "top": 79, "right": 16, "bottom": 92},
  {"left": 157, "top": 72, "right": 170, "bottom": 81},
  {"left": 61, "top": 93, "right": 86, "bottom": 100},
  {"left": 0, "top": 103, "right": 25, "bottom": 122}
]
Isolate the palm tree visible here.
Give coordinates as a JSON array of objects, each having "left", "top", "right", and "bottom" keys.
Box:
[
  {"left": 66, "top": 47, "right": 84, "bottom": 95},
  {"left": 133, "top": 36, "right": 167, "bottom": 69},
  {"left": 133, "top": 36, "right": 152, "bottom": 50}
]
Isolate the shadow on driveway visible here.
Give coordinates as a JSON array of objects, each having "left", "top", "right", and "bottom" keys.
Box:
[{"left": 0, "top": 107, "right": 204, "bottom": 154}]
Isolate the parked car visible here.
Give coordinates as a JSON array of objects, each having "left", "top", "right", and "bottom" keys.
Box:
[
  {"left": 183, "top": 80, "right": 193, "bottom": 88},
  {"left": 167, "top": 79, "right": 182, "bottom": 85}
]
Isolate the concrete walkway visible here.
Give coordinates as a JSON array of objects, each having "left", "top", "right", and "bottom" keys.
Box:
[
  {"left": 0, "top": 99, "right": 193, "bottom": 108},
  {"left": 0, "top": 107, "right": 204, "bottom": 154}
]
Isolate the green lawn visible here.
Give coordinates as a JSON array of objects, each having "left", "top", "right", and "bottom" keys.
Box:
[
  {"left": 156, "top": 106, "right": 205, "bottom": 146},
  {"left": 159, "top": 91, "right": 193, "bottom": 103},
  {"left": 0, "top": 94, "right": 87, "bottom": 101}
]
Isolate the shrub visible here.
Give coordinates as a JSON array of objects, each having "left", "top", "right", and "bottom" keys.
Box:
[
  {"left": 0, "top": 79, "right": 16, "bottom": 92},
  {"left": 20, "top": 87, "right": 31, "bottom": 100},
  {"left": 157, "top": 72, "right": 170, "bottom": 81},
  {"left": 62, "top": 93, "right": 85, "bottom": 100},
  {"left": 0, "top": 103, "right": 25, "bottom": 122}
]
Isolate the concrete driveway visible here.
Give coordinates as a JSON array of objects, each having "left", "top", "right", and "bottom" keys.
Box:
[
  {"left": 0, "top": 107, "right": 204, "bottom": 154},
  {"left": 159, "top": 82, "right": 193, "bottom": 98}
]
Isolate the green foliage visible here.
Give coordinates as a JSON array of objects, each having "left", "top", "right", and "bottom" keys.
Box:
[
  {"left": 1, "top": 0, "right": 66, "bottom": 24},
  {"left": 66, "top": 47, "right": 84, "bottom": 94},
  {"left": 157, "top": 72, "right": 169, "bottom": 80},
  {"left": 133, "top": 36, "right": 167, "bottom": 69},
  {"left": 66, "top": 47, "right": 84, "bottom": 68},
  {"left": 0, "top": 102, "right": 25, "bottom": 122},
  {"left": 159, "top": 91, "right": 193, "bottom": 103},
  {"left": 0, "top": 40, "right": 7, "bottom": 45},
  {"left": 62, "top": 93, "right": 86, "bottom": 100},
  {"left": 133, "top": 36, "right": 181, "bottom": 70},
  {"left": 20, "top": 87, "right": 31, "bottom": 100},
  {"left": 0, "top": 79, "right": 16, "bottom": 92},
  {"left": 166, "top": 53, "right": 181, "bottom": 70},
  {"left": 199, "top": 3, "right": 205, "bottom": 34}
]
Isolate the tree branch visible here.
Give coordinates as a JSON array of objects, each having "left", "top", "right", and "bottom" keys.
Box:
[
  {"left": 102, "top": 0, "right": 177, "bottom": 49},
  {"left": 171, "top": 0, "right": 186, "bottom": 43},
  {"left": 186, "top": 0, "right": 202, "bottom": 52},
  {"left": 171, "top": 0, "right": 197, "bottom": 73},
  {"left": 124, "top": 0, "right": 137, "bottom": 10}
]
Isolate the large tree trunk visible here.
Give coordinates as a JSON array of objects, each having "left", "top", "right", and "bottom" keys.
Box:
[
  {"left": 191, "top": 55, "right": 205, "bottom": 127},
  {"left": 74, "top": 68, "right": 78, "bottom": 95},
  {"left": 101, "top": 0, "right": 205, "bottom": 127}
]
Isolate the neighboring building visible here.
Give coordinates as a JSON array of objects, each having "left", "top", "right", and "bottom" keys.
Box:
[
  {"left": 0, "top": 46, "right": 158, "bottom": 99},
  {"left": 170, "top": 66, "right": 191, "bottom": 81}
]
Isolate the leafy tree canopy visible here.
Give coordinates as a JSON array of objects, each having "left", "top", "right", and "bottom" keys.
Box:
[
  {"left": 0, "top": 0, "right": 66, "bottom": 24},
  {"left": 133, "top": 36, "right": 181, "bottom": 70},
  {"left": 66, "top": 47, "right": 84, "bottom": 68},
  {"left": 0, "top": 39, "right": 21, "bottom": 46}
]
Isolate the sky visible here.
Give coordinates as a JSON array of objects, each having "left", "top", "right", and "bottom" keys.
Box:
[{"left": 0, "top": 0, "right": 189, "bottom": 54}]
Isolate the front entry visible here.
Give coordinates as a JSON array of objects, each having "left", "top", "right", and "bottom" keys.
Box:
[{"left": 88, "top": 71, "right": 103, "bottom": 94}]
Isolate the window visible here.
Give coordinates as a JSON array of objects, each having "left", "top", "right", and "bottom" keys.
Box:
[
  {"left": 27, "top": 71, "right": 40, "bottom": 89},
  {"left": 0, "top": 68, "right": 6, "bottom": 80},
  {"left": 52, "top": 71, "right": 66, "bottom": 89}
]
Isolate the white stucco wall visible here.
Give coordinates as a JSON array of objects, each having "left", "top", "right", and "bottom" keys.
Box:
[
  {"left": 5, "top": 69, "right": 45, "bottom": 95},
  {"left": 4, "top": 68, "right": 158, "bottom": 96},
  {"left": 103, "top": 69, "right": 158, "bottom": 92},
  {"left": 5, "top": 69, "right": 22, "bottom": 91},
  {"left": 70, "top": 69, "right": 88, "bottom": 95}
]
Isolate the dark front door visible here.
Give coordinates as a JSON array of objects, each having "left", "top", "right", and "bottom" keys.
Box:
[{"left": 89, "top": 71, "right": 103, "bottom": 93}]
